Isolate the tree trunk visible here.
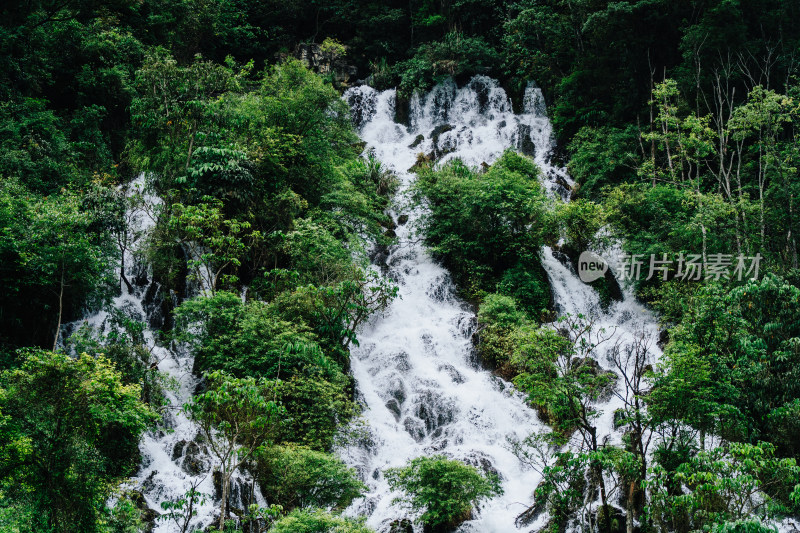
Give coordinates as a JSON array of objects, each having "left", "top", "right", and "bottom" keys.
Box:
[
  {"left": 590, "top": 428, "right": 613, "bottom": 533},
  {"left": 626, "top": 481, "right": 636, "bottom": 533},
  {"left": 219, "top": 471, "right": 230, "bottom": 531},
  {"left": 53, "top": 267, "right": 65, "bottom": 351}
]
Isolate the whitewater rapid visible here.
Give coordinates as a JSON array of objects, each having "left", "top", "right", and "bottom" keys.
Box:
[
  {"left": 341, "top": 77, "right": 662, "bottom": 532},
  {"left": 64, "top": 76, "right": 663, "bottom": 533}
]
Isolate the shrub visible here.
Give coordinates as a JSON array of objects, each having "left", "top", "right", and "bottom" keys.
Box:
[
  {"left": 269, "top": 509, "right": 374, "bottom": 533},
  {"left": 385, "top": 455, "right": 502, "bottom": 531},
  {"left": 414, "top": 150, "right": 554, "bottom": 303},
  {"left": 254, "top": 445, "right": 365, "bottom": 511},
  {"left": 396, "top": 32, "right": 500, "bottom": 97}
]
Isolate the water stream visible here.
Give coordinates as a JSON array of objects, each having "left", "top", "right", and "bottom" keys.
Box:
[
  {"left": 66, "top": 76, "right": 663, "bottom": 533},
  {"left": 341, "top": 77, "right": 662, "bottom": 532},
  {"left": 64, "top": 177, "right": 263, "bottom": 532}
]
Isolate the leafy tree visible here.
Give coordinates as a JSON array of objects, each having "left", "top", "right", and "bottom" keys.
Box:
[
  {"left": 568, "top": 125, "right": 640, "bottom": 200},
  {"left": 557, "top": 199, "right": 606, "bottom": 254},
  {"left": 0, "top": 180, "right": 116, "bottom": 349},
  {"left": 303, "top": 268, "right": 398, "bottom": 350},
  {"left": 647, "top": 442, "right": 800, "bottom": 533},
  {"left": 274, "top": 376, "right": 357, "bottom": 451},
  {"left": 128, "top": 51, "right": 241, "bottom": 190},
  {"left": 511, "top": 314, "right": 618, "bottom": 530},
  {"left": 157, "top": 481, "right": 208, "bottom": 533},
  {"left": 254, "top": 445, "right": 366, "bottom": 511},
  {"left": 168, "top": 198, "right": 261, "bottom": 293},
  {"left": 0, "top": 350, "right": 156, "bottom": 533},
  {"left": 66, "top": 311, "right": 167, "bottom": 408},
  {"left": 654, "top": 275, "right": 800, "bottom": 450},
  {"left": 268, "top": 508, "right": 374, "bottom": 533},
  {"left": 475, "top": 293, "right": 526, "bottom": 371},
  {"left": 510, "top": 433, "right": 589, "bottom": 531},
  {"left": 184, "top": 371, "right": 284, "bottom": 530},
  {"left": 174, "top": 291, "right": 331, "bottom": 380},
  {"left": 396, "top": 32, "right": 500, "bottom": 96},
  {"left": 385, "top": 454, "right": 502, "bottom": 531},
  {"left": 414, "top": 150, "right": 554, "bottom": 305}
]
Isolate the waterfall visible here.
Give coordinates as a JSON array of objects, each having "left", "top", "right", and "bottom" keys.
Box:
[
  {"left": 62, "top": 75, "right": 664, "bottom": 533},
  {"left": 63, "top": 176, "right": 263, "bottom": 532},
  {"left": 342, "top": 77, "right": 662, "bottom": 532}
]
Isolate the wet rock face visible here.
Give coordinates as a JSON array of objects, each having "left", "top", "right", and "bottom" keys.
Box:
[
  {"left": 347, "top": 85, "right": 378, "bottom": 128},
  {"left": 462, "top": 451, "right": 501, "bottom": 481},
  {"left": 409, "top": 134, "right": 425, "bottom": 149},
  {"left": 293, "top": 43, "right": 358, "bottom": 86},
  {"left": 516, "top": 124, "right": 537, "bottom": 158},
  {"left": 388, "top": 518, "right": 414, "bottom": 533},
  {"left": 125, "top": 490, "right": 159, "bottom": 533},
  {"left": 430, "top": 124, "right": 455, "bottom": 159},
  {"left": 172, "top": 439, "right": 209, "bottom": 476}
]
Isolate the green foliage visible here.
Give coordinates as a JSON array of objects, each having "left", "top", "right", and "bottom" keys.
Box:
[
  {"left": 65, "top": 311, "right": 168, "bottom": 408},
  {"left": 0, "top": 350, "right": 156, "bottom": 533},
  {"left": 647, "top": 442, "right": 800, "bottom": 532},
  {"left": 511, "top": 433, "right": 589, "bottom": 528},
  {"left": 557, "top": 199, "right": 605, "bottom": 254},
  {"left": 0, "top": 179, "right": 117, "bottom": 348},
  {"left": 169, "top": 198, "right": 262, "bottom": 292},
  {"left": 319, "top": 38, "right": 347, "bottom": 61},
  {"left": 254, "top": 445, "right": 366, "bottom": 511},
  {"left": 274, "top": 376, "right": 357, "bottom": 452},
  {"left": 414, "top": 150, "right": 554, "bottom": 305},
  {"left": 396, "top": 32, "right": 500, "bottom": 96},
  {"left": 158, "top": 485, "right": 208, "bottom": 533},
  {"left": 268, "top": 508, "right": 374, "bottom": 533},
  {"left": 512, "top": 314, "right": 617, "bottom": 436},
  {"left": 477, "top": 293, "right": 525, "bottom": 330},
  {"left": 568, "top": 126, "right": 639, "bottom": 200},
  {"left": 185, "top": 370, "right": 284, "bottom": 530},
  {"left": 654, "top": 275, "right": 800, "bottom": 449},
  {"left": 0, "top": 98, "right": 83, "bottom": 194},
  {"left": 385, "top": 455, "right": 502, "bottom": 530},
  {"left": 174, "top": 291, "right": 330, "bottom": 380}
]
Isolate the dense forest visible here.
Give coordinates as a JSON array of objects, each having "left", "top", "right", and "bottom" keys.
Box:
[{"left": 2, "top": 0, "right": 800, "bottom": 532}]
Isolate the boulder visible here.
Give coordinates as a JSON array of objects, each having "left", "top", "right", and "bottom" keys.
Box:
[
  {"left": 409, "top": 134, "right": 425, "bottom": 149},
  {"left": 389, "top": 518, "right": 414, "bottom": 533}
]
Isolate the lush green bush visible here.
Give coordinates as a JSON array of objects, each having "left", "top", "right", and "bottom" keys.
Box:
[
  {"left": 567, "top": 126, "right": 639, "bottom": 200},
  {"left": 414, "top": 150, "right": 555, "bottom": 306},
  {"left": 647, "top": 442, "right": 800, "bottom": 530},
  {"left": 556, "top": 199, "right": 606, "bottom": 254},
  {"left": 274, "top": 376, "right": 357, "bottom": 451},
  {"left": 174, "top": 291, "right": 332, "bottom": 381},
  {"left": 254, "top": 445, "right": 366, "bottom": 511},
  {"left": 396, "top": 32, "right": 500, "bottom": 96},
  {"left": 0, "top": 350, "right": 156, "bottom": 533},
  {"left": 651, "top": 275, "right": 800, "bottom": 452},
  {"left": 0, "top": 179, "right": 118, "bottom": 349},
  {"left": 268, "top": 508, "right": 374, "bottom": 533},
  {"left": 475, "top": 293, "right": 526, "bottom": 371},
  {"left": 385, "top": 455, "right": 502, "bottom": 531}
]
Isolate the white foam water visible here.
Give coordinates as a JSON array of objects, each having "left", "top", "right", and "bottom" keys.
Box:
[
  {"left": 63, "top": 176, "right": 264, "bottom": 532},
  {"left": 341, "top": 77, "right": 662, "bottom": 532},
  {"left": 63, "top": 76, "right": 664, "bottom": 533}
]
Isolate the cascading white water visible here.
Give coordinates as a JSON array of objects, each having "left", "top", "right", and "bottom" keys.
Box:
[
  {"left": 342, "top": 77, "right": 663, "bottom": 532},
  {"left": 63, "top": 76, "right": 665, "bottom": 533},
  {"left": 63, "top": 177, "right": 263, "bottom": 532}
]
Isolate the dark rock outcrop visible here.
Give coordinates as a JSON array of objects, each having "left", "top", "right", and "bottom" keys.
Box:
[{"left": 292, "top": 43, "right": 357, "bottom": 87}]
